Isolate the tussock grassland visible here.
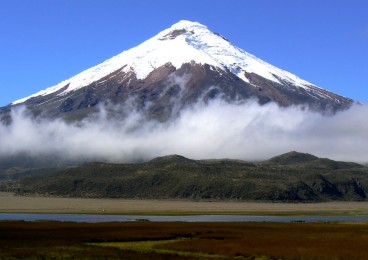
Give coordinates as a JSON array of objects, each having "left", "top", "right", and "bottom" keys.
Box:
[
  {"left": 2, "top": 192, "right": 368, "bottom": 215},
  {"left": 1, "top": 221, "right": 368, "bottom": 259}
]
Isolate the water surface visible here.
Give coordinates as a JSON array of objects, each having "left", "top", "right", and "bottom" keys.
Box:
[{"left": 1, "top": 213, "right": 368, "bottom": 223}]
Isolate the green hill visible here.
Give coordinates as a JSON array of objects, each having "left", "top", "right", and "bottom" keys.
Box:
[
  {"left": 8, "top": 152, "right": 368, "bottom": 202},
  {"left": 266, "top": 151, "right": 362, "bottom": 169},
  {"left": 267, "top": 151, "right": 319, "bottom": 165},
  {"left": 148, "top": 154, "right": 196, "bottom": 164}
]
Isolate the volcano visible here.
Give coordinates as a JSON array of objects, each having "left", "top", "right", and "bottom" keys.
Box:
[{"left": 1, "top": 20, "right": 353, "bottom": 122}]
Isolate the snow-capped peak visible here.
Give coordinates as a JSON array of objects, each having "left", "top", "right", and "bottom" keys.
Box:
[
  {"left": 12, "top": 20, "right": 317, "bottom": 105},
  {"left": 164, "top": 20, "right": 206, "bottom": 31}
]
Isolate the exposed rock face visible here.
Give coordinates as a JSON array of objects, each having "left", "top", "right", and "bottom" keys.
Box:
[{"left": 2, "top": 61, "right": 352, "bottom": 123}]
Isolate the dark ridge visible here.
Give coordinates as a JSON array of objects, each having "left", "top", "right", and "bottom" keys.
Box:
[
  {"left": 267, "top": 151, "right": 318, "bottom": 165},
  {"left": 148, "top": 154, "right": 195, "bottom": 164},
  {"left": 310, "top": 158, "right": 363, "bottom": 170},
  {"left": 159, "top": 29, "right": 190, "bottom": 40},
  {"left": 198, "top": 158, "right": 255, "bottom": 167},
  {"left": 214, "top": 32, "right": 229, "bottom": 42},
  {"left": 266, "top": 151, "right": 363, "bottom": 170}
]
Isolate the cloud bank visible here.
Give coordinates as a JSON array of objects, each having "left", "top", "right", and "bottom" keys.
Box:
[{"left": 1, "top": 100, "right": 368, "bottom": 163}]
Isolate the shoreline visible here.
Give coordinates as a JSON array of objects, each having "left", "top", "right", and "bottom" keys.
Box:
[{"left": 1, "top": 192, "right": 368, "bottom": 216}]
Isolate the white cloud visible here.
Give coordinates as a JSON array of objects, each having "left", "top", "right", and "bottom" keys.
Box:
[{"left": 0, "top": 100, "right": 367, "bottom": 163}]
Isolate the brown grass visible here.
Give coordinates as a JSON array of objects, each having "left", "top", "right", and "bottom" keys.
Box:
[
  {"left": 2, "top": 192, "right": 368, "bottom": 215},
  {"left": 1, "top": 221, "right": 368, "bottom": 259}
]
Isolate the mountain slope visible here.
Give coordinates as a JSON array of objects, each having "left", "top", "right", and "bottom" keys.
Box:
[
  {"left": 268, "top": 151, "right": 319, "bottom": 164},
  {"left": 267, "top": 151, "right": 363, "bottom": 169},
  {"left": 3, "top": 20, "right": 352, "bottom": 122}
]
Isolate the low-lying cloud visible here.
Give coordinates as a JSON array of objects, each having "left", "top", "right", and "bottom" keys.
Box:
[{"left": 1, "top": 99, "right": 368, "bottom": 163}]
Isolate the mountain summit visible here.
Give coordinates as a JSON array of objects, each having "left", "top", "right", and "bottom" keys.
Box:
[{"left": 4, "top": 20, "right": 352, "bottom": 121}]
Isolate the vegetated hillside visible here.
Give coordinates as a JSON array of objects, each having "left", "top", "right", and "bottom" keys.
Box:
[
  {"left": 12, "top": 152, "right": 368, "bottom": 202},
  {"left": 266, "top": 151, "right": 362, "bottom": 169}
]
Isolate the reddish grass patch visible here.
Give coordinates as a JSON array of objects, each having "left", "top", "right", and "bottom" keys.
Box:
[{"left": 1, "top": 221, "right": 368, "bottom": 259}]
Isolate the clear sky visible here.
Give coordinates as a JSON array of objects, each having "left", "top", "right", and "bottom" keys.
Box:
[{"left": 0, "top": 0, "right": 367, "bottom": 106}]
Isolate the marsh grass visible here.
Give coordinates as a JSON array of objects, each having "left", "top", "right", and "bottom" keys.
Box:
[
  {"left": 1, "top": 221, "right": 368, "bottom": 259},
  {"left": 90, "top": 239, "right": 226, "bottom": 258}
]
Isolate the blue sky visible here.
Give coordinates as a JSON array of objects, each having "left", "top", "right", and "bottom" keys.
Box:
[{"left": 0, "top": 0, "right": 367, "bottom": 106}]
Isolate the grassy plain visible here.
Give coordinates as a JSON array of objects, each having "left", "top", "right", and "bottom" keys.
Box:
[
  {"left": 2, "top": 192, "right": 368, "bottom": 215},
  {"left": 1, "top": 221, "right": 368, "bottom": 259}
]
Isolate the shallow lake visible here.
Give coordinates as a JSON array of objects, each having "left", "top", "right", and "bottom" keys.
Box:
[{"left": 1, "top": 213, "right": 368, "bottom": 223}]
